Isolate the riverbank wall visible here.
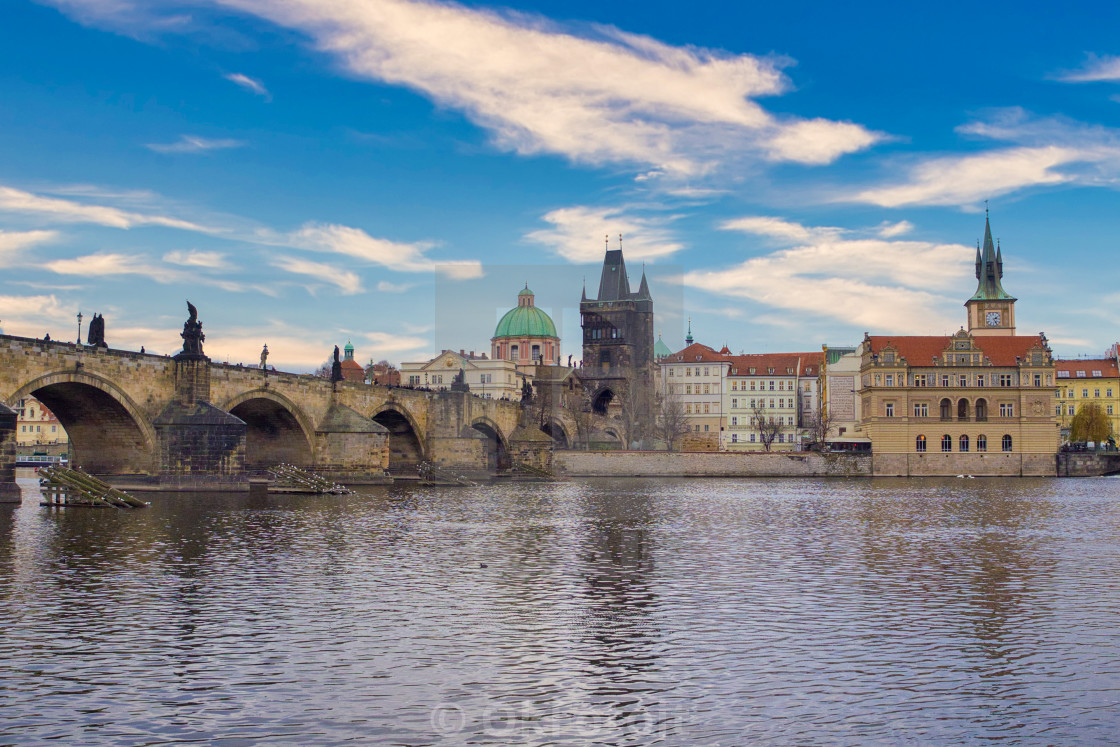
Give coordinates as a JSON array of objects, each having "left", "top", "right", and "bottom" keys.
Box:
[{"left": 554, "top": 450, "right": 872, "bottom": 477}]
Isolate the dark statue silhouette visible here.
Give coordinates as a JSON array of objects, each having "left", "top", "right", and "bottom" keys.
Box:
[
  {"left": 86, "top": 313, "right": 107, "bottom": 348},
  {"left": 179, "top": 301, "right": 205, "bottom": 357},
  {"left": 330, "top": 345, "right": 343, "bottom": 382}
]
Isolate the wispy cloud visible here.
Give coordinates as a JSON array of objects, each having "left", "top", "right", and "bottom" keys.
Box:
[
  {"left": 0, "top": 293, "right": 71, "bottom": 338},
  {"left": 45, "top": 252, "right": 186, "bottom": 283},
  {"left": 525, "top": 205, "right": 684, "bottom": 263},
  {"left": 1054, "top": 54, "right": 1120, "bottom": 83},
  {"left": 843, "top": 109, "right": 1120, "bottom": 208},
  {"left": 282, "top": 222, "right": 483, "bottom": 278},
  {"left": 48, "top": 0, "right": 881, "bottom": 178},
  {"left": 146, "top": 134, "right": 246, "bottom": 154},
  {"left": 0, "top": 229, "right": 59, "bottom": 264},
  {"left": 224, "top": 72, "right": 270, "bottom": 98},
  {"left": 0, "top": 184, "right": 214, "bottom": 231},
  {"left": 162, "top": 249, "right": 232, "bottom": 269},
  {"left": 376, "top": 280, "right": 413, "bottom": 293},
  {"left": 683, "top": 217, "right": 972, "bottom": 332},
  {"left": 270, "top": 255, "right": 363, "bottom": 294}
]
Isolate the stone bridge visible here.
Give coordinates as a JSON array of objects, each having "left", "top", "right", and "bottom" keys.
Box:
[{"left": 0, "top": 334, "right": 574, "bottom": 490}]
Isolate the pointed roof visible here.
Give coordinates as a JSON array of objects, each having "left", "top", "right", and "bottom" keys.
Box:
[
  {"left": 685, "top": 317, "right": 693, "bottom": 345},
  {"left": 596, "top": 249, "right": 632, "bottom": 301},
  {"left": 970, "top": 211, "right": 1016, "bottom": 302},
  {"left": 654, "top": 333, "right": 672, "bottom": 360},
  {"left": 637, "top": 269, "right": 651, "bottom": 299}
]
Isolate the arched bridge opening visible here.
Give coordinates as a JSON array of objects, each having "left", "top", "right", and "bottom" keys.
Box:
[
  {"left": 14, "top": 379, "right": 155, "bottom": 475},
  {"left": 541, "top": 421, "right": 569, "bottom": 449},
  {"left": 373, "top": 407, "right": 425, "bottom": 474},
  {"left": 471, "top": 420, "right": 511, "bottom": 473},
  {"left": 228, "top": 397, "right": 312, "bottom": 469}
]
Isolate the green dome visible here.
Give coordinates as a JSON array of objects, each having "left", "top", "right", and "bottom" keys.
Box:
[
  {"left": 494, "top": 305, "right": 557, "bottom": 339},
  {"left": 344, "top": 340, "right": 354, "bottom": 352},
  {"left": 654, "top": 335, "right": 672, "bottom": 359}
]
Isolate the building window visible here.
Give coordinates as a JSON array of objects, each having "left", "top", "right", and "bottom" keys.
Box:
[
  {"left": 750, "top": 433, "right": 756, "bottom": 442},
  {"left": 914, "top": 403, "right": 928, "bottom": 417},
  {"left": 769, "top": 399, "right": 775, "bottom": 408},
  {"left": 1002, "top": 434, "right": 1013, "bottom": 452},
  {"left": 703, "top": 384, "right": 710, "bottom": 394},
  {"left": 958, "top": 375, "right": 967, "bottom": 387},
  {"left": 695, "top": 425, "right": 700, "bottom": 432},
  {"left": 731, "top": 416, "right": 738, "bottom": 426},
  {"left": 1068, "top": 405, "right": 1075, "bottom": 416},
  {"left": 1056, "top": 405, "right": 1062, "bottom": 416},
  {"left": 1109, "top": 406, "right": 1115, "bottom": 416},
  {"left": 704, "top": 367, "right": 709, "bottom": 376},
  {"left": 511, "top": 345, "right": 519, "bottom": 359},
  {"left": 977, "top": 434, "right": 987, "bottom": 452},
  {"left": 999, "top": 403, "right": 1014, "bottom": 417},
  {"left": 685, "top": 404, "right": 691, "bottom": 414},
  {"left": 704, "top": 424, "right": 710, "bottom": 432},
  {"left": 1095, "top": 389, "right": 1101, "bottom": 398},
  {"left": 685, "top": 368, "right": 691, "bottom": 376},
  {"left": 959, "top": 435, "right": 969, "bottom": 452},
  {"left": 942, "top": 375, "right": 950, "bottom": 387},
  {"left": 1000, "top": 374, "right": 1013, "bottom": 387},
  {"left": 914, "top": 375, "right": 927, "bottom": 387},
  {"left": 886, "top": 374, "right": 894, "bottom": 386},
  {"left": 685, "top": 384, "right": 692, "bottom": 394},
  {"left": 916, "top": 435, "right": 927, "bottom": 452},
  {"left": 732, "top": 399, "right": 738, "bottom": 408},
  {"left": 750, "top": 381, "right": 756, "bottom": 390},
  {"left": 1108, "top": 389, "right": 1114, "bottom": 397},
  {"left": 778, "top": 433, "right": 785, "bottom": 443},
  {"left": 940, "top": 398, "right": 952, "bottom": 420},
  {"left": 731, "top": 434, "right": 738, "bottom": 443},
  {"left": 941, "top": 434, "right": 952, "bottom": 452},
  {"left": 885, "top": 403, "right": 894, "bottom": 417},
  {"left": 703, "top": 404, "right": 710, "bottom": 414},
  {"left": 769, "top": 381, "right": 775, "bottom": 391},
  {"left": 1034, "top": 374, "right": 1042, "bottom": 387}
]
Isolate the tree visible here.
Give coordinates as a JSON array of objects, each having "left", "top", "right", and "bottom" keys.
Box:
[
  {"left": 803, "top": 409, "right": 836, "bottom": 451},
  {"left": 655, "top": 391, "right": 690, "bottom": 451},
  {"left": 1070, "top": 402, "right": 1111, "bottom": 443},
  {"left": 751, "top": 403, "right": 783, "bottom": 452}
]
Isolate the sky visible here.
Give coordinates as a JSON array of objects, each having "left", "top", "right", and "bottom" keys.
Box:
[{"left": 2, "top": 0, "right": 1120, "bottom": 371}]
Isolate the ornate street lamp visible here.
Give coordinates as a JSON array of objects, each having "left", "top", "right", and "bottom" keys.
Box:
[{"left": 76, "top": 311, "right": 82, "bottom": 345}]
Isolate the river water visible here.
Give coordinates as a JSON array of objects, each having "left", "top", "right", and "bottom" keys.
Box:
[{"left": 2, "top": 473, "right": 1119, "bottom": 745}]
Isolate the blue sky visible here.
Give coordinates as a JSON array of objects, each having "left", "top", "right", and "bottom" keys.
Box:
[{"left": 2, "top": 0, "right": 1120, "bottom": 370}]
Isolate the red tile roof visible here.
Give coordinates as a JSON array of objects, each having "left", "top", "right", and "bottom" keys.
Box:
[
  {"left": 667, "top": 342, "right": 728, "bottom": 363},
  {"left": 727, "top": 352, "right": 823, "bottom": 377},
  {"left": 1056, "top": 358, "right": 1120, "bottom": 378},
  {"left": 867, "top": 335, "right": 1047, "bottom": 367},
  {"left": 340, "top": 358, "right": 365, "bottom": 382}
]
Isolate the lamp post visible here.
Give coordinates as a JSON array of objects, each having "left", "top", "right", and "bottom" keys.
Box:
[{"left": 76, "top": 311, "right": 82, "bottom": 345}]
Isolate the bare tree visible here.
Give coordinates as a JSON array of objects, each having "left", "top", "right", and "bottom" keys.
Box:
[
  {"left": 751, "top": 404, "right": 783, "bottom": 452},
  {"left": 803, "top": 409, "right": 836, "bottom": 451},
  {"left": 655, "top": 391, "right": 690, "bottom": 451}
]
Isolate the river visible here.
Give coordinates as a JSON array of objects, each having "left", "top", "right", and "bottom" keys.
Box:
[{"left": 2, "top": 473, "right": 1119, "bottom": 745}]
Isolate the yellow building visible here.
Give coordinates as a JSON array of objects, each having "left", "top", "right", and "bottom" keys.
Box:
[
  {"left": 14, "top": 396, "right": 68, "bottom": 449},
  {"left": 1055, "top": 358, "right": 1120, "bottom": 441},
  {"left": 857, "top": 213, "right": 1058, "bottom": 476}
]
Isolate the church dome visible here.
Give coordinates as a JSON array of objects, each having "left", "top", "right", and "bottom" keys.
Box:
[
  {"left": 493, "top": 285, "right": 558, "bottom": 339},
  {"left": 654, "top": 334, "right": 672, "bottom": 360}
]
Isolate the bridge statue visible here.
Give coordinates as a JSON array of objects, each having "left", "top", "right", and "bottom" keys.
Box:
[
  {"left": 330, "top": 345, "right": 343, "bottom": 382},
  {"left": 179, "top": 301, "right": 205, "bottom": 358},
  {"left": 87, "top": 313, "right": 107, "bottom": 349},
  {"left": 260, "top": 344, "right": 269, "bottom": 369}
]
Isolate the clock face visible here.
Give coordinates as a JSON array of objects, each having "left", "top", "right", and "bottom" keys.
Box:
[{"left": 986, "top": 311, "right": 1002, "bottom": 327}]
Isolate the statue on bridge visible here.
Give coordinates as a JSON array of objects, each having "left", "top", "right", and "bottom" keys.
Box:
[
  {"left": 260, "top": 344, "right": 269, "bottom": 369},
  {"left": 330, "top": 345, "right": 343, "bottom": 382},
  {"left": 86, "top": 313, "right": 107, "bottom": 349},
  {"left": 179, "top": 301, "right": 206, "bottom": 358},
  {"left": 450, "top": 366, "right": 470, "bottom": 393}
]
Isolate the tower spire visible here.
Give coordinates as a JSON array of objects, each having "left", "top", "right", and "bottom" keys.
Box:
[{"left": 685, "top": 317, "right": 693, "bottom": 345}]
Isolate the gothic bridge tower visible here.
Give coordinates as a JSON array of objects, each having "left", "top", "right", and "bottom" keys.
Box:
[{"left": 579, "top": 242, "right": 655, "bottom": 443}]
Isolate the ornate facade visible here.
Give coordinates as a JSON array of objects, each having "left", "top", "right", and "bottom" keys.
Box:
[{"left": 857, "top": 214, "right": 1058, "bottom": 475}]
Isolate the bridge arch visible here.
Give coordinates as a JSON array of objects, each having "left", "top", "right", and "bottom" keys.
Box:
[
  {"left": 470, "top": 416, "right": 511, "bottom": 473},
  {"left": 223, "top": 389, "right": 314, "bottom": 468},
  {"left": 541, "top": 420, "right": 570, "bottom": 449},
  {"left": 7, "top": 370, "right": 157, "bottom": 475},
  {"left": 372, "top": 403, "right": 426, "bottom": 474}
]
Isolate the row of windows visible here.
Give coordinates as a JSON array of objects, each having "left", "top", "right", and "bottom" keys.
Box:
[
  {"left": 730, "top": 398, "right": 794, "bottom": 410},
  {"left": 1057, "top": 404, "right": 1116, "bottom": 416},
  {"left": 915, "top": 434, "right": 1012, "bottom": 452},
  {"left": 883, "top": 398, "right": 1008, "bottom": 418},
  {"left": 730, "top": 380, "right": 796, "bottom": 391},
  {"left": 729, "top": 415, "right": 794, "bottom": 426},
  {"left": 684, "top": 403, "right": 717, "bottom": 414},
  {"left": 1059, "top": 388, "right": 1114, "bottom": 398},
  {"left": 871, "top": 373, "right": 1042, "bottom": 387},
  {"left": 730, "top": 432, "right": 792, "bottom": 443},
  {"left": 669, "top": 367, "right": 716, "bottom": 377},
  {"left": 677, "top": 383, "right": 719, "bottom": 395},
  {"left": 20, "top": 425, "right": 58, "bottom": 433}
]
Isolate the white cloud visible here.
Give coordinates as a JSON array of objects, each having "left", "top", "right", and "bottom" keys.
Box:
[
  {"left": 0, "top": 229, "right": 58, "bottom": 263},
  {"left": 0, "top": 293, "right": 72, "bottom": 338},
  {"left": 525, "top": 205, "right": 684, "bottom": 263},
  {"left": 45, "top": 252, "right": 186, "bottom": 283},
  {"left": 0, "top": 184, "right": 213, "bottom": 231},
  {"left": 162, "top": 249, "right": 231, "bottom": 269},
  {"left": 1055, "top": 54, "right": 1120, "bottom": 83},
  {"left": 146, "top": 134, "right": 246, "bottom": 154},
  {"left": 720, "top": 216, "right": 840, "bottom": 243},
  {"left": 851, "top": 146, "right": 1084, "bottom": 208},
  {"left": 270, "top": 255, "right": 363, "bottom": 294},
  {"left": 685, "top": 218, "right": 974, "bottom": 332},
  {"left": 225, "top": 72, "right": 270, "bottom": 98},
  {"left": 362, "top": 330, "right": 431, "bottom": 357},
  {"left": 49, "top": 0, "right": 880, "bottom": 176},
  {"left": 376, "top": 281, "right": 413, "bottom": 293},
  {"left": 285, "top": 222, "right": 482, "bottom": 278},
  {"left": 877, "top": 220, "right": 913, "bottom": 238}
]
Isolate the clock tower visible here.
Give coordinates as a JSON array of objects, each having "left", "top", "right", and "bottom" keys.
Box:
[{"left": 965, "top": 211, "right": 1016, "bottom": 336}]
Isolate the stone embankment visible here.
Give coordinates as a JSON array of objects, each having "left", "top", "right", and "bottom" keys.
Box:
[{"left": 554, "top": 450, "right": 871, "bottom": 478}]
